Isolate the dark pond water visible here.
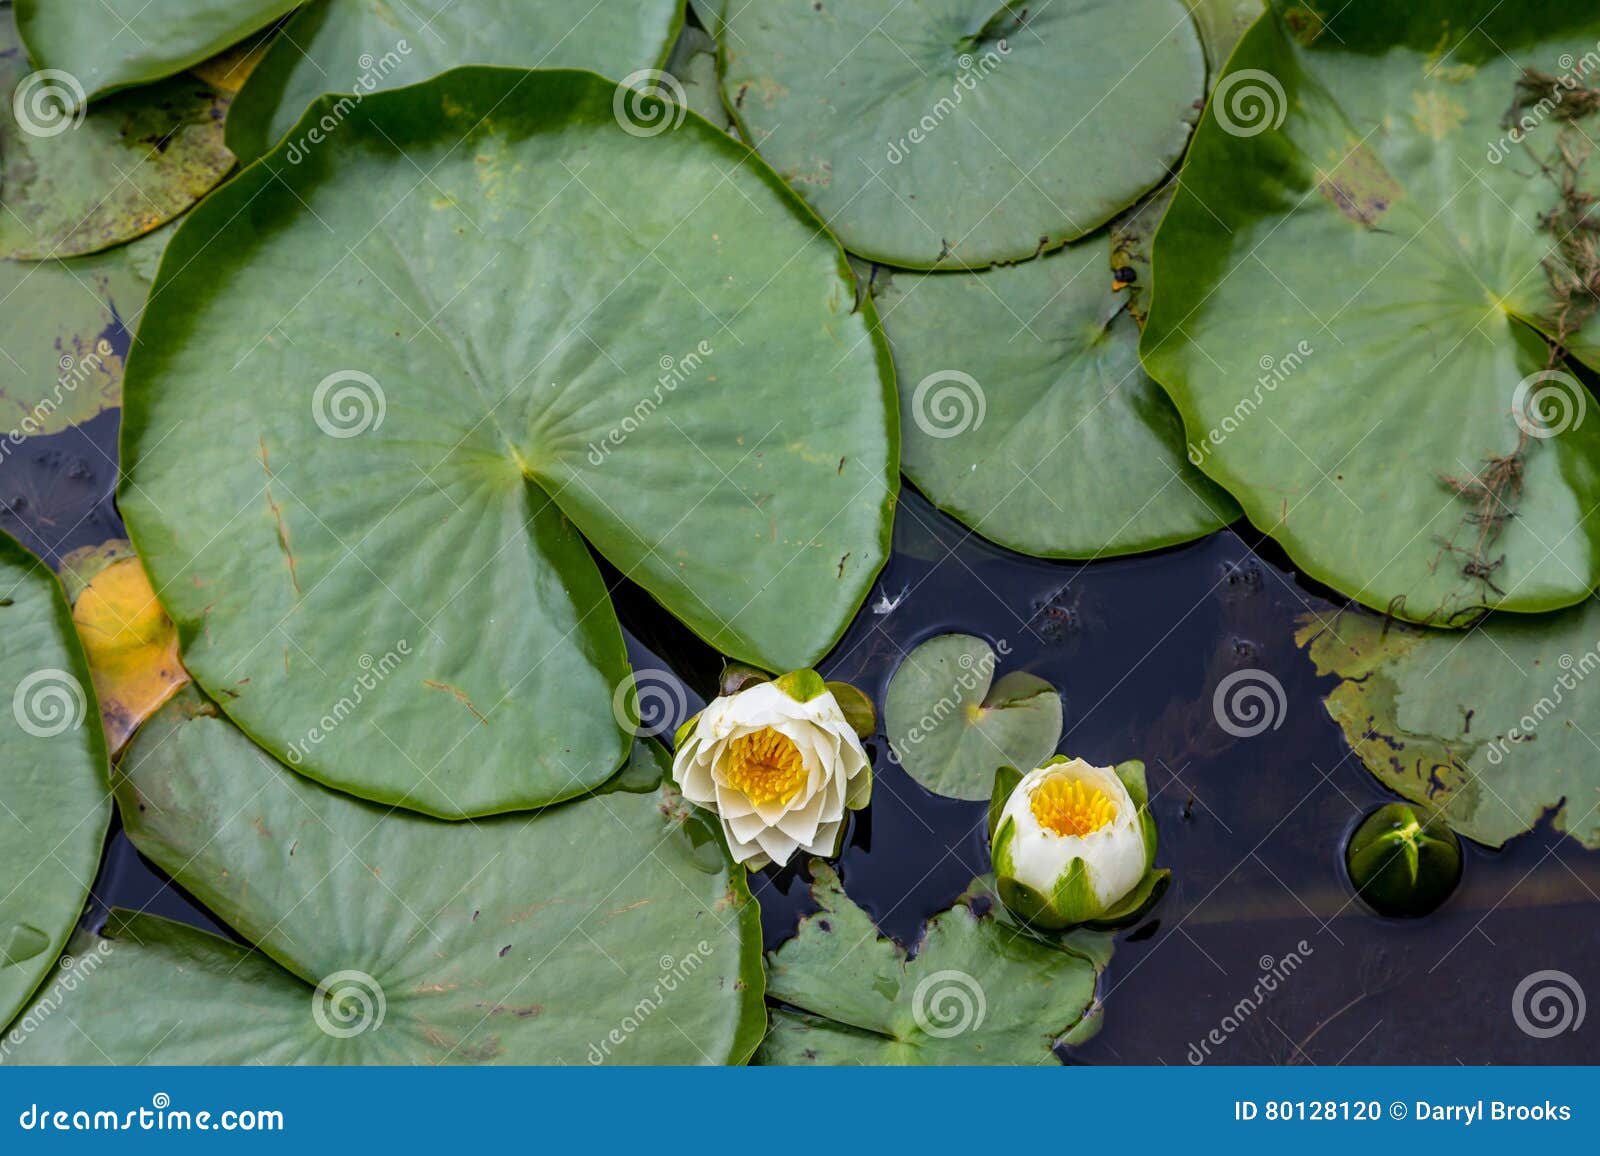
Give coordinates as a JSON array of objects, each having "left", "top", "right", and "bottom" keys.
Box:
[{"left": 6, "top": 413, "right": 1597, "bottom": 1065}]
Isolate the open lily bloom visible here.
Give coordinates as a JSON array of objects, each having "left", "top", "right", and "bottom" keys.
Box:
[
  {"left": 672, "top": 671, "right": 872, "bottom": 870},
  {"left": 990, "top": 756, "right": 1164, "bottom": 929}
]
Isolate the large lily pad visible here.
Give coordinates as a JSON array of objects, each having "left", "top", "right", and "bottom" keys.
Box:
[
  {"left": 119, "top": 69, "right": 896, "bottom": 818},
  {"left": 1299, "top": 604, "right": 1600, "bottom": 850},
  {"left": 0, "top": 16, "right": 233, "bottom": 259},
  {"left": 876, "top": 232, "right": 1238, "bottom": 557},
  {"left": 14, "top": 0, "right": 298, "bottom": 98},
  {"left": 884, "top": 634, "right": 1061, "bottom": 800},
  {"left": 224, "top": 0, "right": 686, "bottom": 164},
  {"left": 3, "top": 689, "right": 764, "bottom": 1063},
  {"left": 1142, "top": 1, "right": 1600, "bottom": 627},
  {"left": 716, "top": 0, "right": 1204, "bottom": 268},
  {"left": 759, "top": 863, "right": 1102, "bottom": 1064},
  {"left": 0, "top": 532, "right": 110, "bottom": 1031}
]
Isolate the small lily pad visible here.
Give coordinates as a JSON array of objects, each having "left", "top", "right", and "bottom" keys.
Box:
[
  {"left": 0, "top": 532, "right": 111, "bottom": 1031},
  {"left": 884, "top": 634, "right": 1061, "bottom": 801},
  {"left": 0, "top": 12, "right": 234, "bottom": 259},
  {"left": 759, "top": 862, "right": 1103, "bottom": 1064},
  {"left": 3, "top": 689, "right": 765, "bottom": 1064}
]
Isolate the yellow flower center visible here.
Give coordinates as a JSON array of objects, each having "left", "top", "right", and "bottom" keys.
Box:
[
  {"left": 1030, "top": 776, "right": 1117, "bottom": 837},
  {"left": 724, "top": 727, "right": 808, "bottom": 807}
]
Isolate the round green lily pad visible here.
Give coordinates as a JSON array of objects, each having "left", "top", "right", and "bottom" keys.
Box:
[
  {"left": 1143, "top": 1, "right": 1600, "bottom": 626},
  {"left": 2, "top": 689, "right": 764, "bottom": 1064},
  {"left": 758, "top": 862, "right": 1103, "bottom": 1064},
  {"left": 119, "top": 68, "right": 896, "bottom": 819},
  {"left": 0, "top": 532, "right": 111, "bottom": 1032},
  {"left": 224, "top": 0, "right": 686, "bottom": 164},
  {"left": 15, "top": 0, "right": 297, "bottom": 98},
  {"left": 875, "top": 232, "right": 1238, "bottom": 557},
  {"left": 884, "top": 633, "right": 1061, "bottom": 800},
  {"left": 1345, "top": 802, "right": 1462, "bottom": 918},
  {"left": 0, "top": 12, "right": 234, "bottom": 259},
  {"left": 716, "top": 0, "right": 1205, "bottom": 268}
]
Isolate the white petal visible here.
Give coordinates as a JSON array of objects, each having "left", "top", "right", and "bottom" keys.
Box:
[{"left": 755, "top": 825, "right": 801, "bottom": 867}]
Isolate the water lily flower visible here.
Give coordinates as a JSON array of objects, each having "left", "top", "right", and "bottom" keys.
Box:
[
  {"left": 989, "top": 755, "right": 1165, "bottom": 929},
  {"left": 672, "top": 670, "right": 872, "bottom": 870}
]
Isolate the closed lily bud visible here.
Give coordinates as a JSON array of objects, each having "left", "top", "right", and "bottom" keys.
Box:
[
  {"left": 990, "top": 756, "right": 1163, "bottom": 929},
  {"left": 672, "top": 670, "right": 872, "bottom": 870}
]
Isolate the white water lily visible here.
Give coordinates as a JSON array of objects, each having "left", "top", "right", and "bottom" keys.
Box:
[
  {"left": 990, "top": 756, "right": 1160, "bottom": 928},
  {"left": 673, "top": 671, "right": 872, "bottom": 870}
]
